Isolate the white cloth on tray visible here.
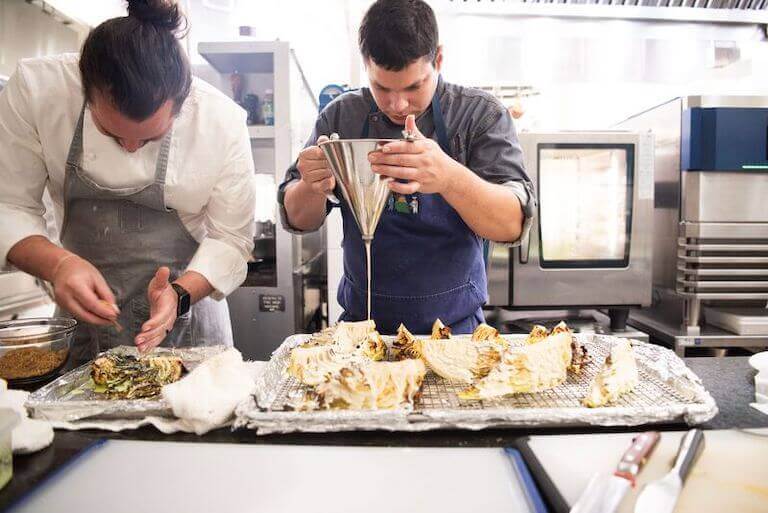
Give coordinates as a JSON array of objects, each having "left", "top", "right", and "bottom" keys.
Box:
[{"left": 0, "top": 380, "right": 54, "bottom": 454}]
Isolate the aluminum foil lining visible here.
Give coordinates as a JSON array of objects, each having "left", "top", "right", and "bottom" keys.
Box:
[
  {"left": 235, "top": 334, "right": 718, "bottom": 435},
  {"left": 26, "top": 345, "right": 227, "bottom": 422}
]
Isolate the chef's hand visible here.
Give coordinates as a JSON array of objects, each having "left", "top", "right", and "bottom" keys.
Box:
[
  {"left": 369, "top": 115, "right": 458, "bottom": 195},
  {"left": 52, "top": 254, "right": 119, "bottom": 326},
  {"left": 136, "top": 266, "right": 177, "bottom": 353},
  {"left": 297, "top": 135, "right": 335, "bottom": 196}
]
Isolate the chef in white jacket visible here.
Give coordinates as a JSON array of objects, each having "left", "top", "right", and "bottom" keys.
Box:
[{"left": 0, "top": 0, "right": 255, "bottom": 364}]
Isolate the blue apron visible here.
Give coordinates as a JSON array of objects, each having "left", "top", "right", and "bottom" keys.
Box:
[{"left": 337, "top": 88, "right": 487, "bottom": 334}]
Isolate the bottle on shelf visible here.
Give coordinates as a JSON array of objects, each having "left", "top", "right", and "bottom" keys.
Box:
[{"left": 262, "top": 89, "right": 274, "bottom": 126}]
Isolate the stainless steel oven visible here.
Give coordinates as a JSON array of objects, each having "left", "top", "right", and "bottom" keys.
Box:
[
  {"left": 487, "top": 131, "right": 654, "bottom": 328},
  {"left": 617, "top": 96, "right": 768, "bottom": 355}
]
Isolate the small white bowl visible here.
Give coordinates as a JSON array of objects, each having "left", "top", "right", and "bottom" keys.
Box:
[{"left": 749, "top": 351, "right": 768, "bottom": 372}]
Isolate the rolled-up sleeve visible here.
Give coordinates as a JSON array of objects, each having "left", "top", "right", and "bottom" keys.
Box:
[
  {"left": 276, "top": 109, "right": 335, "bottom": 234},
  {"left": 468, "top": 106, "right": 537, "bottom": 245},
  {"left": 186, "top": 120, "right": 255, "bottom": 299},
  {"left": 0, "top": 63, "right": 50, "bottom": 268}
]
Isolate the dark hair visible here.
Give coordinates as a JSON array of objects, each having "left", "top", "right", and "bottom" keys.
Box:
[
  {"left": 359, "top": 0, "right": 438, "bottom": 71},
  {"left": 79, "top": 0, "right": 191, "bottom": 121}
]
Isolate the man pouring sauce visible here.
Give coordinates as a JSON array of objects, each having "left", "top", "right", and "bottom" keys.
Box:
[{"left": 279, "top": 0, "right": 535, "bottom": 335}]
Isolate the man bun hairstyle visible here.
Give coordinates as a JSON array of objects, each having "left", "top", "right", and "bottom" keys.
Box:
[
  {"left": 79, "top": 0, "right": 191, "bottom": 121},
  {"left": 359, "top": 0, "right": 439, "bottom": 71}
]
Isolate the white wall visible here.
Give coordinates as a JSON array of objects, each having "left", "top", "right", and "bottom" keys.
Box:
[
  {"left": 0, "top": 0, "right": 81, "bottom": 77},
  {"left": 437, "top": 14, "right": 768, "bottom": 129},
  {"left": 41, "top": 0, "right": 125, "bottom": 28},
  {"left": 8, "top": 0, "right": 768, "bottom": 130}
]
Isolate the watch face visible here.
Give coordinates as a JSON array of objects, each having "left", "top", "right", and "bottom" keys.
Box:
[
  {"left": 173, "top": 284, "right": 191, "bottom": 316},
  {"left": 179, "top": 294, "right": 191, "bottom": 315}
]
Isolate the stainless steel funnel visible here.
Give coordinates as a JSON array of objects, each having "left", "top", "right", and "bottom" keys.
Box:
[{"left": 319, "top": 138, "right": 396, "bottom": 241}]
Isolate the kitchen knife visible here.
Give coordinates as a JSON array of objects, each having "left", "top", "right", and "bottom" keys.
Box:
[
  {"left": 634, "top": 429, "right": 705, "bottom": 513},
  {"left": 570, "top": 431, "right": 661, "bottom": 513}
]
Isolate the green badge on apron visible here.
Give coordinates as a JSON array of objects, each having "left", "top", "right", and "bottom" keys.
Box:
[{"left": 390, "top": 194, "right": 419, "bottom": 215}]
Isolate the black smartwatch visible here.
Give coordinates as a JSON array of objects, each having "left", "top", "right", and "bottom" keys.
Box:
[{"left": 171, "top": 283, "right": 191, "bottom": 317}]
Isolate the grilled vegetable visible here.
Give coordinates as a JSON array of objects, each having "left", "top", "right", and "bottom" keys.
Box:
[
  {"left": 392, "top": 323, "right": 422, "bottom": 361},
  {"left": 430, "top": 319, "right": 451, "bottom": 339},
  {"left": 288, "top": 320, "right": 387, "bottom": 386},
  {"left": 393, "top": 320, "right": 508, "bottom": 382},
  {"left": 471, "top": 323, "right": 509, "bottom": 349},
  {"left": 90, "top": 354, "right": 183, "bottom": 399},
  {"left": 327, "top": 320, "right": 387, "bottom": 361},
  {"left": 525, "top": 325, "right": 549, "bottom": 345},
  {"left": 420, "top": 338, "right": 504, "bottom": 383},
  {"left": 287, "top": 345, "right": 348, "bottom": 386},
  {"left": 314, "top": 359, "right": 426, "bottom": 410},
  {"left": 583, "top": 339, "right": 638, "bottom": 407},
  {"left": 523, "top": 322, "right": 589, "bottom": 374},
  {"left": 460, "top": 330, "right": 573, "bottom": 400}
]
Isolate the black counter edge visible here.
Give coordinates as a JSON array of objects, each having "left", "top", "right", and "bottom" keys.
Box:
[{"left": 514, "top": 437, "right": 570, "bottom": 513}]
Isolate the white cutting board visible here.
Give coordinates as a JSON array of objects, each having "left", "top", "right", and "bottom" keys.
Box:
[
  {"left": 10, "top": 441, "right": 532, "bottom": 513},
  {"left": 527, "top": 429, "right": 768, "bottom": 513}
]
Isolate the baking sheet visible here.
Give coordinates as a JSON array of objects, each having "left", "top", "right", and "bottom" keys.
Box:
[
  {"left": 235, "top": 334, "right": 718, "bottom": 435},
  {"left": 26, "top": 345, "right": 226, "bottom": 422}
]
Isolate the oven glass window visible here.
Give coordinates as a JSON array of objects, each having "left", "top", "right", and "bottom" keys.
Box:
[
  {"left": 247, "top": 173, "right": 277, "bottom": 286},
  {"left": 538, "top": 144, "right": 634, "bottom": 268}
]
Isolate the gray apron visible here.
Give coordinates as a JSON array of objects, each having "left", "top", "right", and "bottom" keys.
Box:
[{"left": 57, "top": 105, "right": 233, "bottom": 366}]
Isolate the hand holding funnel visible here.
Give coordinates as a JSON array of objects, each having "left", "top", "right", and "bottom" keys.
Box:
[
  {"left": 319, "top": 134, "right": 399, "bottom": 321},
  {"left": 319, "top": 134, "right": 397, "bottom": 242}
]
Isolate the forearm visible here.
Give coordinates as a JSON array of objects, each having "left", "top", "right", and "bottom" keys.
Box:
[
  {"left": 442, "top": 163, "right": 524, "bottom": 242},
  {"left": 7, "top": 235, "right": 72, "bottom": 282},
  {"left": 283, "top": 180, "right": 328, "bottom": 231},
  {"left": 174, "top": 270, "right": 214, "bottom": 304}
]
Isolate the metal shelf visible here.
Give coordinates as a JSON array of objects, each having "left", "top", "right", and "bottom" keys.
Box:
[
  {"left": 248, "top": 125, "right": 275, "bottom": 139},
  {"left": 198, "top": 41, "right": 277, "bottom": 74},
  {"left": 680, "top": 222, "right": 768, "bottom": 239},
  {"left": 629, "top": 309, "right": 768, "bottom": 356},
  {"left": 677, "top": 253, "right": 768, "bottom": 264},
  {"left": 678, "top": 241, "right": 768, "bottom": 252},
  {"left": 677, "top": 278, "right": 768, "bottom": 289},
  {"left": 675, "top": 290, "right": 768, "bottom": 300},
  {"left": 677, "top": 265, "right": 768, "bottom": 276}
]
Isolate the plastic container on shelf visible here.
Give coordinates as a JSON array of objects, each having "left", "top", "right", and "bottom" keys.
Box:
[{"left": 261, "top": 89, "right": 274, "bottom": 126}]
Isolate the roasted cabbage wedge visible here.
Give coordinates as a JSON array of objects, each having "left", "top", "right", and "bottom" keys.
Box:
[
  {"left": 392, "top": 323, "right": 422, "bottom": 361},
  {"left": 313, "top": 359, "right": 426, "bottom": 410},
  {"left": 393, "top": 321, "right": 510, "bottom": 383},
  {"left": 459, "top": 330, "right": 574, "bottom": 400},
  {"left": 287, "top": 345, "right": 349, "bottom": 386},
  {"left": 419, "top": 338, "right": 503, "bottom": 383},
  {"left": 431, "top": 319, "right": 452, "bottom": 340},
  {"left": 471, "top": 323, "right": 510, "bottom": 350},
  {"left": 582, "top": 339, "right": 638, "bottom": 408},
  {"left": 288, "top": 320, "right": 387, "bottom": 386},
  {"left": 90, "top": 354, "right": 184, "bottom": 399},
  {"left": 524, "top": 322, "right": 590, "bottom": 374}
]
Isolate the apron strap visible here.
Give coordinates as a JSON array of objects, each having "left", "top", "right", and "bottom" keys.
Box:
[
  {"left": 67, "top": 102, "right": 174, "bottom": 188},
  {"left": 360, "top": 102, "right": 379, "bottom": 139},
  {"left": 66, "top": 104, "right": 87, "bottom": 168},
  {"left": 153, "top": 128, "right": 174, "bottom": 186},
  {"left": 431, "top": 90, "right": 450, "bottom": 154}
]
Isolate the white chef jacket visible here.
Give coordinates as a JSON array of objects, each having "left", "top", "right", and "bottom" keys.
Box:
[{"left": 0, "top": 54, "right": 256, "bottom": 299}]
